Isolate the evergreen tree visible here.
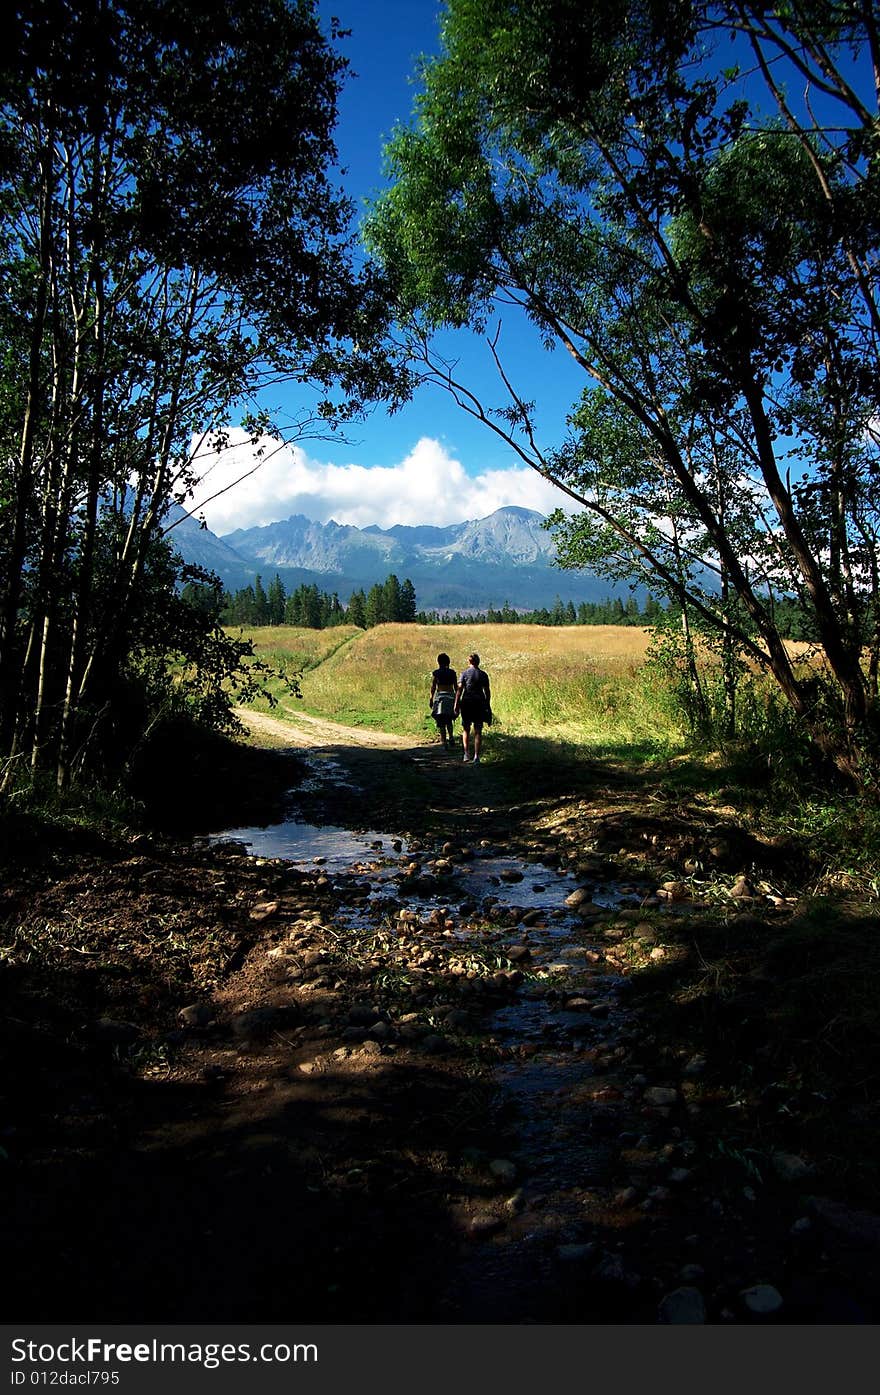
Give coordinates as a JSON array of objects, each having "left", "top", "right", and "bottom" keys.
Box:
[
  {"left": 347, "top": 589, "right": 367, "bottom": 629},
  {"left": 399, "top": 577, "right": 418, "bottom": 622},
  {"left": 252, "top": 576, "right": 269, "bottom": 626},
  {"left": 365, "top": 583, "right": 386, "bottom": 627}
]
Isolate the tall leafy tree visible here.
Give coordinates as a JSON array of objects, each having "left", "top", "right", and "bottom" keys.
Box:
[
  {"left": 368, "top": 0, "right": 880, "bottom": 786},
  {"left": 0, "top": 0, "right": 394, "bottom": 789}
]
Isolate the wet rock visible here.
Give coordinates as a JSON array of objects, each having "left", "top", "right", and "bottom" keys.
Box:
[
  {"left": 741, "top": 1284, "right": 784, "bottom": 1316},
  {"left": 577, "top": 903, "right": 607, "bottom": 921},
  {"left": 658, "top": 1287, "right": 706, "bottom": 1323},
  {"left": 643, "top": 1086, "right": 678, "bottom": 1107},
  {"left": 808, "top": 1196, "right": 880, "bottom": 1272},
  {"left": 564, "top": 887, "right": 594, "bottom": 909},
  {"left": 506, "top": 945, "right": 532, "bottom": 963},
  {"left": 668, "top": 1168, "right": 693, "bottom": 1186},
  {"left": 499, "top": 869, "right": 524, "bottom": 883},
  {"left": 420, "top": 1033, "right": 448, "bottom": 1054},
  {"left": 771, "top": 1152, "right": 813, "bottom": 1183},
  {"left": 683, "top": 1054, "right": 707, "bottom": 1077}
]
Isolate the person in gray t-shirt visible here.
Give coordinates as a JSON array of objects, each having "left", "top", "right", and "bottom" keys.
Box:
[{"left": 454, "top": 652, "right": 491, "bottom": 763}]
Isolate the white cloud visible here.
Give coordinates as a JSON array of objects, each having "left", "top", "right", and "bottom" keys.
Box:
[{"left": 183, "top": 430, "right": 566, "bottom": 535}]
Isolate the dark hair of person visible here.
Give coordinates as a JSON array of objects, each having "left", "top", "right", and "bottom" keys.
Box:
[
  {"left": 469, "top": 653, "right": 480, "bottom": 665},
  {"left": 438, "top": 653, "right": 450, "bottom": 666}
]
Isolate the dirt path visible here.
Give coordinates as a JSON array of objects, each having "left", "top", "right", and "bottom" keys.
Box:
[{"left": 236, "top": 705, "right": 416, "bottom": 751}]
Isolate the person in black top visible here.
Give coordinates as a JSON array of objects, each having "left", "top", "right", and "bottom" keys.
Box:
[
  {"left": 454, "top": 652, "right": 491, "bottom": 763},
  {"left": 429, "top": 652, "right": 458, "bottom": 749}
]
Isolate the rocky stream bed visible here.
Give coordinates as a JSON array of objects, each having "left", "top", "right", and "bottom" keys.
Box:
[{"left": 3, "top": 719, "right": 880, "bottom": 1324}]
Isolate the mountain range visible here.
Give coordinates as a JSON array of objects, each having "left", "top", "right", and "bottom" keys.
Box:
[{"left": 166, "top": 504, "right": 638, "bottom": 611}]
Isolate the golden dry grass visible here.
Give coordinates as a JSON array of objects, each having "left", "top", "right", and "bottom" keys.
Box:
[{"left": 238, "top": 622, "right": 678, "bottom": 751}]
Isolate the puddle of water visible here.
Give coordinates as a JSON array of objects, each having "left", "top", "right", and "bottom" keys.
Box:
[{"left": 202, "top": 821, "right": 409, "bottom": 869}]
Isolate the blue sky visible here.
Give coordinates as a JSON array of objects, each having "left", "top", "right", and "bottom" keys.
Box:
[
  {"left": 192, "top": 0, "right": 581, "bottom": 536},
  {"left": 190, "top": 2, "right": 873, "bottom": 540}
]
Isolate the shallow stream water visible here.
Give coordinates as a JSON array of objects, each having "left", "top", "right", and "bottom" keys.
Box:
[{"left": 204, "top": 784, "right": 661, "bottom": 1273}]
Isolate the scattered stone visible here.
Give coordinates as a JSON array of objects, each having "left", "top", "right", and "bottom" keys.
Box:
[
  {"left": 249, "top": 900, "right": 280, "bottom": 922},
  {"left": 771, "top": 1152, "right": 813, "bottom": 1183},
  {"left": 643, "top": 1086, "right": 678, "bottom": 1107},
  {"left": 683, "top": 1054, "right": 707, "bottom": 1077},
  {"left": 506, "top": 945, "right": 532, "bottom": 963},
  {"left": 577, "top": 903, "right": 607, "bottom": 921},
  {"left": 808, "top": 1196, "right": 880, "bottom": 1262},
  {"left": 466, "top": 1215, "right": 503, "bottom": 1239},
  {"left": 178, "top": 1003, "right": 215, "bottom": 1029},
  {"left": 658, "top": 1286, "right": 706, "bottom": 1324},
  {"left": 91, "top": 1018, "right": 139, "bottom": 1045},
  {"left": 740, "top": 1284, "right": 784, "bottom": 1316},
  {"left": 564, "top": 886, "right": 594, "bottom": 909},
  {"left": 614, "top": 1186, "right": 640, "bottom": 1207},
  {"left": 230, "top": 1008, "right": 280, "bottom": 1038},
  {"left": 660, "top": 881, "right": 688, "bottom": 901},
  {"left": 556, "top": 1242, "right": 600, "bottom": 1266},
  {"left": 591, "top": 1253, "right": 642, "bottom": 1293},
  {"left": 679, "top": 1264, "right": 705, "bottom": 1283},
  {"left": 489, "top": 1159, "right": 517, "bottom": 1183},
  {"left": 730, "top": 875, "right": 756, "bottom": 900},
  {"left": 348, "top": 1004, "right": 381, "bottom": 1025}
]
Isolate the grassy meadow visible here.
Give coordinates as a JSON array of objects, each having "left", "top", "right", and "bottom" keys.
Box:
[{"left": 236, "top": 622, "right": 688, "bottom": 758}]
